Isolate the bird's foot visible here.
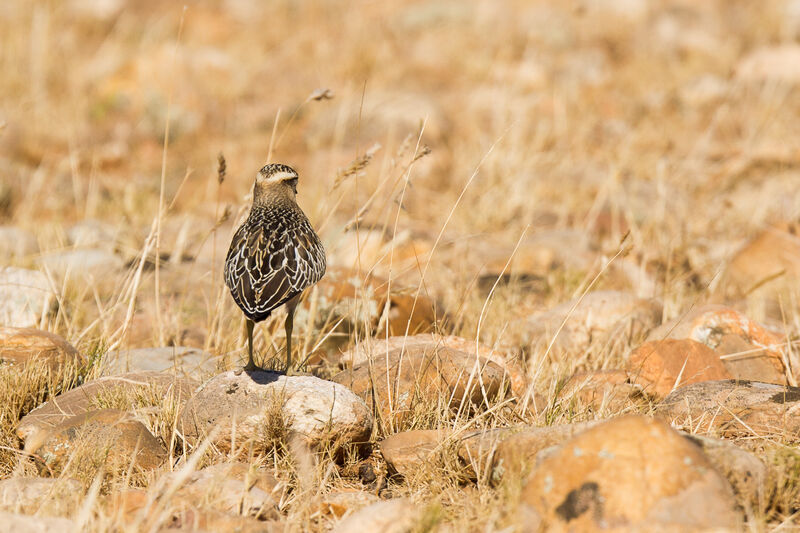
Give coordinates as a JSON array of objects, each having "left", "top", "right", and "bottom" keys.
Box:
[{"left": 234, "top": 362, "right": 261, "bottom": 375}]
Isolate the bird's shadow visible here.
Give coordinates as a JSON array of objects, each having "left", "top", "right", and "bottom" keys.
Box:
[{"left": 240, "top": 369, "right": 283, "bottom": 384}]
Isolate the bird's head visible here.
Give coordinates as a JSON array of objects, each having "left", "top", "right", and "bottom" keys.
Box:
[{"left": 254, "top": 163, "right": 299, "bottom": 203}]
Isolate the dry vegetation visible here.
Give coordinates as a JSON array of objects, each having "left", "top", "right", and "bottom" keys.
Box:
[{"left": 2, "top": 0, "right": 800, "bottom": 531}]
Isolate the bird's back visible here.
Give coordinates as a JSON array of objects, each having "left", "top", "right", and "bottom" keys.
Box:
[{"left": 225, "top": 197, "right": 326, "bottom": 322}]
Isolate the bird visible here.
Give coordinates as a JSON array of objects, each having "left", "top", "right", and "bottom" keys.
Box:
[{"left": 224, "top": 163, "right": 326, "bottom": 372}]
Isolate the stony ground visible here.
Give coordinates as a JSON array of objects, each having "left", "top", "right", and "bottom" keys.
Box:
[{"left": 2, "top": 0, "right": 800, "bottom": 531}]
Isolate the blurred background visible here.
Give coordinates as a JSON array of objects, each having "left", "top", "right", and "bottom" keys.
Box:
[{"left": 2, "top": 0, "right": 800, "bottom": 358}]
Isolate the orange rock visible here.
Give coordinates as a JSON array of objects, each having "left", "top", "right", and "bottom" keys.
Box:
[
  {"left": 628, "top": 339, "right": 732, "bottom": 398},
  {"left": 519, "top": 416, "right": 741, "bottom": 531},
  {"left": 31, "top": 409, "right": 167, "bottom": 476},
  {"left": 0, "top": 327, "right": 84, "bottom": 373},
  {"left": 714, "top": 333, "right": 785, "bottom": 384},
  {"left": 341, "top": 334, "right": 526, "bottom": 400},
  {"left": 458, "top": 422, "right": 600, "bottom": 483},
  {"left": 18, "top": 371, "right": 197, "bottom": 443},
  {"left": 332, "top": 345, "right": 506, "bottom": 427},
  {"left": 647, "top": 305, "right": 786, "bottom": 380}
]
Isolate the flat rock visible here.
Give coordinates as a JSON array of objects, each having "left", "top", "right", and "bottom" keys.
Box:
[
  {"left": 0, "top": 477, "right": 83, "bottom": 516},
  {"left": 18, "top": 371, "right": 197, "bottom": 443},
  {"left": 519, "top": 415, "right": 741, "bottom": 531},
  {"left": 0, "top": 327, "right": 84, "bottom": 373},
  {"left": 99, "top": 346, "right": 216, "bottom": 378},
  {"left": 332, "top": 498, "right": 419, "bottom": 533},
  {"left": 0, "top": 267, "right": 54, "bottom": 328},
  {"left": 342, "top": 334, "right": 525, "bottom": 399},
  {"left": 656, "top": 379, "right": 800, "bottom": 441},
  {"left": 379, "top": 429, "right": 446, "bottom": 477},
  {"left": 459, "top": 422, "right": 600, "bottom": 483},
  {"left": 0, "top": 512, "right": 75, "bottom": 533},
  {"left": 556, "top": 370, "right": 645, "bottom": 414},
  {"left": 647, "top": 305, "right": 786, "bottom": 382},
  {"left": 180, "top": 370, "right": 372, "bottom": 452},
  {"left": 627, "top": 339, "right": 732, "bottom": 398},
  {"left": 521, "top": 291, "right": 662, "bottom": 354},
  {"left": 0, "top": 226, "right": 37, "bottom": 258},
  {"left": 332, "top": 344, "right": 506, "bottom": 425},
  {"left": 31, "top": 409, "right": 167, "bottom": 476}
]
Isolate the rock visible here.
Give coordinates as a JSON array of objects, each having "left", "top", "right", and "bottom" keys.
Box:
[
  {"left": 736, "top": 45, "right": 800, "bottom": 85},
  {"left": 31, "top": 409, "right": 167, "bottom": 476},
  {"left": 319, "top": 489, "right": 380, "bottom": 519},
  {"left": 627, "top": 339, "right": 732, "bottom": 398},
  {"left": 38, "top": 248, "right": 124, "bottom": 281},
  {"left": 18, "top": 371, "right": 197, "bottom": 443},
  {"left": 647, "top": 305, "right": 786, "bottom": 382},
  {"left": 458, "top": 422, "right": 600, "bottom": 482},
  {"left": 656, "top": 379, "right": 800, "bottom": 441},
  {"left": 557, "top": 370, "right": 645, "bottom": 413},
  {"left": 66, "top": 219, "right": 118, "bottom": 250},
  {"left": 724, "top": 223, "right": 800, "bottom": 296},
  {"left": 521, "top": 291, "right": 662, "bottom": 354},
  {"left": 714, "top": 333, "right": 785, "bottom": 384},
  {"left": 0, "top": 327, "right": 85, "bottom": 373},
  {"left": 519, "top": 416, "right": 741, "bottom": 531},
  {"left": 0, "top": 477, "right": 83, "bottom": 516},
  {"left": 332, "top": 344, "right": 506, "bottom": 425},
  {"left": 332, "top": 499, "right": 419, "bottom": 533},
  {"left": 379, "top": 429, "right": 445, "bottom": 477},
  {"left": 180, "top": 371, "right": 372, "bottom": 452},
  {"left": 0, "top": 512, "right": 75, "bottom": 533},
  {"left": 682, "top": 433, "right": 766, "bottom": 507},
  {"left": 0, "top": 226, "right": 37, "bottom": 258},
  {"left": 341, "top": 334, "right": 525, "bottom": 399},
  {"left": 99, "top": 346, "right": 216, "bottom": 378},
  {"left": 0, "top": 267, "right": 54, "bottom": 328},
  {"left": 721, "top": 223, "right": 800, "bottom": 306},
  {"left": 167, "top": 463, "right": 281, "bottom": 519}
]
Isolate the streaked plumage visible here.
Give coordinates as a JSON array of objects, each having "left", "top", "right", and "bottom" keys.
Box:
[{"left": 225, "top": 163, "right": 326, "bottom": 371}]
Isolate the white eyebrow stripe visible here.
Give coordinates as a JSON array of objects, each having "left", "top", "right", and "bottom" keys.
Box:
[{"left": 265, "top": 171, "right": 298, "bottom": 182}]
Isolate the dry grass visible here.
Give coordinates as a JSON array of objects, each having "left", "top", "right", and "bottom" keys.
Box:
[{"left": 2, "top": 0, "right": 800, "bottom": 530}]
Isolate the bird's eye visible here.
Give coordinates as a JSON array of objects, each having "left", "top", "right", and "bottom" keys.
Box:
[{"left": 288, "top": 177, "right": 298, "bottom": 192}]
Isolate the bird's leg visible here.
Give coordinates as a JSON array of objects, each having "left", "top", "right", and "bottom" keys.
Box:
[
  {"left": 244, "top": 319, "right": 258, "bottom": 371},
  {"left": 283, "top": 295, "right": 302, "bottom": 374},
  {"left": 284, "top": 307, "right": 295, "bottom": 373}
]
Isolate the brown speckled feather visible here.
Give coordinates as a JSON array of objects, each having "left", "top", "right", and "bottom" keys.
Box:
[{"left": 224, "top": 166, "right": 326, "bottom": 323}]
